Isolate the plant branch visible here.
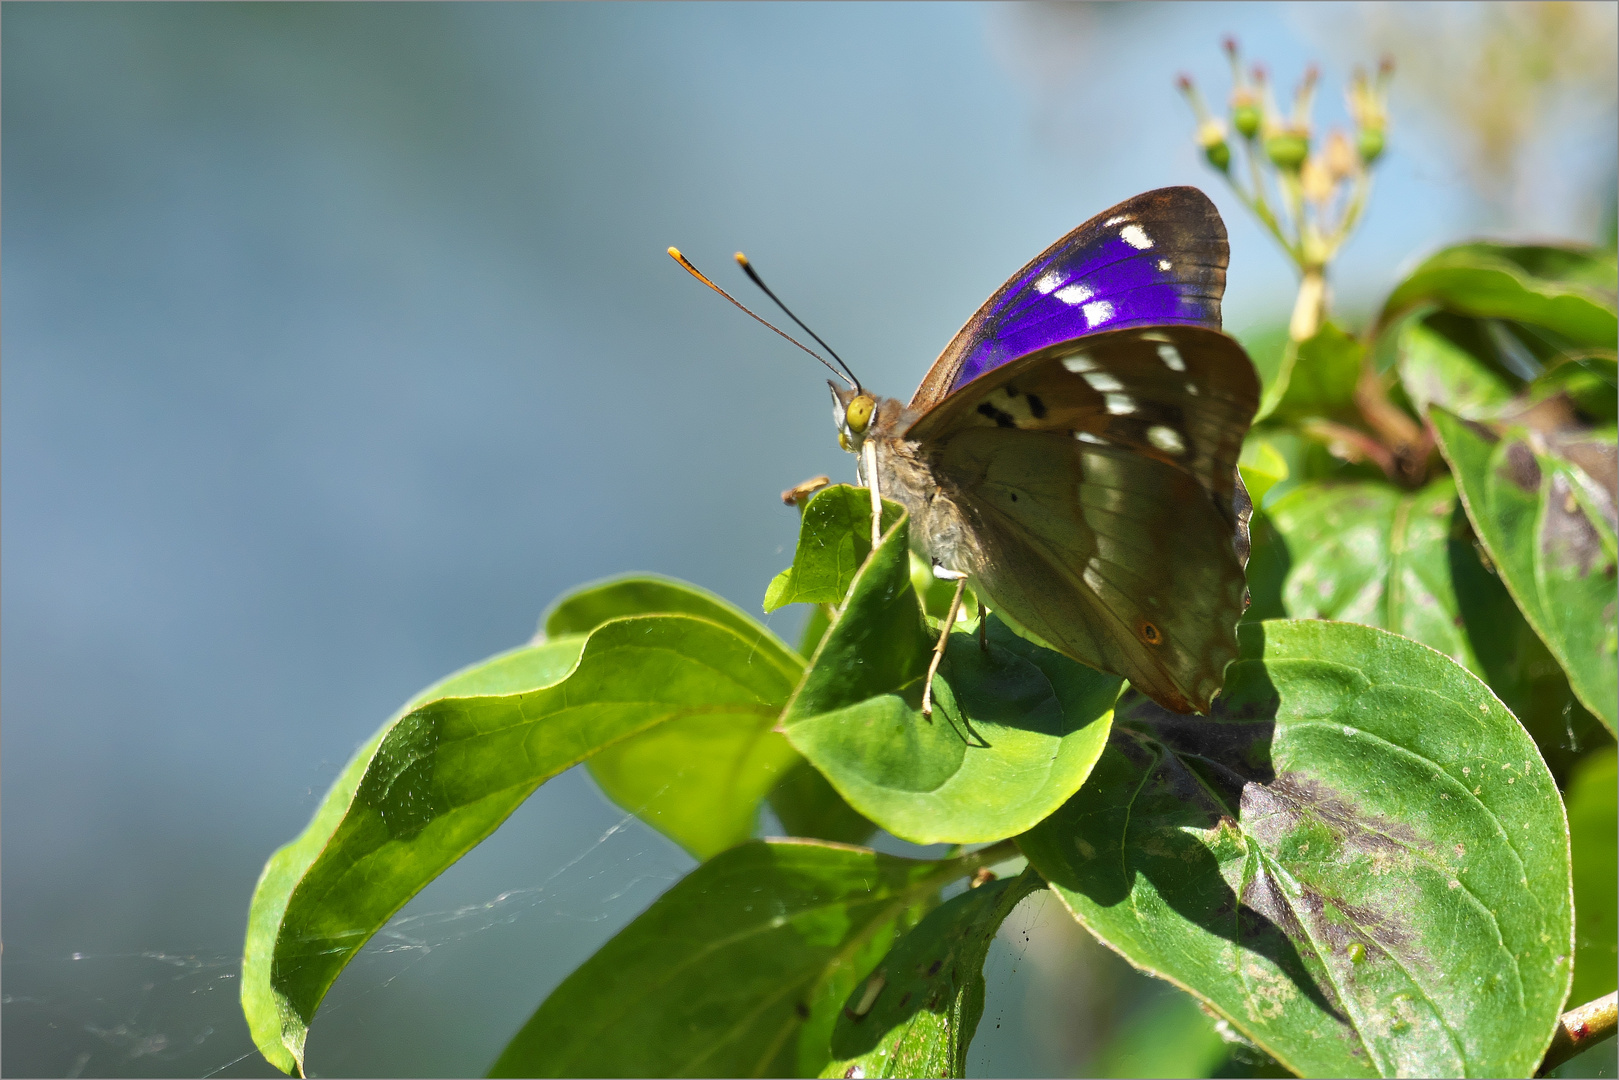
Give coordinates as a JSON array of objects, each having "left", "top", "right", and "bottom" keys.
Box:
[{"left": 1538, "top": 992, "right": 1618, "bottom": 1076}]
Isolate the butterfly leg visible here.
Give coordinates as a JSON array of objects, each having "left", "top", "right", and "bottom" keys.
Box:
[
  {"left": 921, "top": 571, "right": 968, "bottom": 719},
  {"left": 862, "top": 439, "right": 882, "bottom": 550}
]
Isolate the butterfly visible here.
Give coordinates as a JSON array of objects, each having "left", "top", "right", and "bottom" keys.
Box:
[{"left": 676, "top": 187, "right": 1259, "bottom": 715}]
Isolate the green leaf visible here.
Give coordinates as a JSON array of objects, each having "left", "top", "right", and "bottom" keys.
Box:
[
  {"left": 1257, "top": 322, "right": 1364, "bottom": 425},
  {"left": 769, "top": 758, "right": 878, "bottom": 847},
  {"left": 781, "top": 511, "right": 1119, "bottom": 845},
  {"left": 1397, "top": 316, "right": 1518, "bottom": 420},
  {"left": 1379, "top": 243, "right": 1619, "bottom": 349},
  {"left": 1430, "top": 407, "right": 1618, "bottom": 732},
  {"left": 1239, "top": 437, "right": 1291, "bottom": 509},
  {"left": 820, "top": 868, "right": 1045, "bottom": 1079},
  {"left": 243, "top": 613, "right": 801, "bottom": 1075},
  {"left": 765, "top": 484, "right": 905, "bottom": 613},
  {"left": 488, "top": 839, "right": 978, "bottom": 1079},
  {"left": 1019, "top": 619, "right": 1574, "bottom": 1079},
  {"left": 540, "top": 575, "right": 808, "bottom": 859},
  {"left": 1268, "top": 478, "right": 1483, "bottom": 671},
  {"left": 1567, "top": 747, "right": 1617, "bottom": 1007},
  {"left": 544, "top": 572, "right": 778, "bottom": 646}
]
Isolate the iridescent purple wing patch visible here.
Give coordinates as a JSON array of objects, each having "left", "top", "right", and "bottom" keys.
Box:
[{"left": 910, "top": 187, "right": 1228, "bottom": 408}]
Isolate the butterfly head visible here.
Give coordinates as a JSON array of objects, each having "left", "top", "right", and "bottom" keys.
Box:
[{"left": 831, "top": 382, "right": 878, "bottom": 453}]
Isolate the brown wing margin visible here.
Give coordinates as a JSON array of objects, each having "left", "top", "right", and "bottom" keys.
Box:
[{"left": 909, "top": 187, "right": 1229, "bottom": 410}]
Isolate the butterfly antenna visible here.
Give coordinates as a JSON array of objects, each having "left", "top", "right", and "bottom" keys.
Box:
[
  {"left": 667, "top": 247, "right": 858, "bottom": 390},
  {"left": 733, "top": 252, "right": 862, "bottom": 391}
]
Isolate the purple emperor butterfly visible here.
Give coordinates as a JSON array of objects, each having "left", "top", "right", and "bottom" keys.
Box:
[{"left": 680, "top": 187, "right": 1259, "bottom": 715}]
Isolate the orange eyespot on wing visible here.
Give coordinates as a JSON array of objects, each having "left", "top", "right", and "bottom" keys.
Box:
[{"left": 1138, "top": 620, "right": 1163, "bottom": 646}]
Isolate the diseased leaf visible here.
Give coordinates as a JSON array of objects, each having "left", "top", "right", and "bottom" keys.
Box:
[
  {"left": 1379, "top": 243, "right": 1619, "bottom": 349},
  {"left": 769, "top": 758, "right": 878, "bottom": 847},
  {"left": 821, "top": 869, "right": 1045, "bottom": 1079},
  {"left": 1567, "top": 747, "right": 1617, "bottom": 1007},
  {"left": 782, "top": 510, "right": 1119, "bottom": 845},
  {"left": 1019, "top": 620, "right": 1573, "bottom": 1079},
  {"left": 488, "top": 840, "right": 978, "bottom": 1079},
  {"left": 765, "top": 484, "right": 905, "bottom": 613},
  {"left": 243, "top": 613, "right": 801, "bottom": 1075},
  {"left": 1431, "top": 407, "right": 1618, "bottom": 731}
]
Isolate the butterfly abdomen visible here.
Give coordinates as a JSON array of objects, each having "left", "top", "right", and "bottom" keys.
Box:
[{"left": 873, "top": 438, "right": 984, "bottom": 578}]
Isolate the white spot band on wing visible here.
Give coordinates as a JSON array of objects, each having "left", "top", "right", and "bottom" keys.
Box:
[
  {"left": 1062, "top": 353, "right": 1098, "bottom": 373},
  {"left": 1157, "top": 259, "right": 1172, "bottom": 271},
  {"left": 1073, "top": 430, "right": 1107, "bottom": 444},
  {"left": 1157, "top": 344, "right": 1186, "bottom": 372},
  {"left": 1104, "top": 215, "right": 1129, "bottom": 226},
  {"left": 1105, "top": 393, "right": 1136, "bottom": 415},
  {"left": 1055, "top": 283, "right": 1093, "bottom": 305},
  {"left": 1120, "top": 224, "right": 1153, "bottom": 250},
  {"left": 1034, "top": 270, "right": 1064, "bottom": 295},
  {"left": 1082, "top": 371, "right": 1124, "bottom": 392},
  {"left": 1082, "top": 300, "right": 1115, "bottom": 328},
  {"left": 1147, "top": 425, "right": 1186, "bottom": 454}
]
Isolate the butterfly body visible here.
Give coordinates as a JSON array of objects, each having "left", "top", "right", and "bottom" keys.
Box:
[{"left": 833, "top": 188, "right": 1259, "bottom": 714}]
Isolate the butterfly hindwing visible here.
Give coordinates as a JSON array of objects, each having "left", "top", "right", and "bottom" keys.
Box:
[
  {"left": 910, "top": 187, "right": 1228, "bottom": 408},
  {"left": 907, "top": 326, "right": 1258, "bottom": 713}
]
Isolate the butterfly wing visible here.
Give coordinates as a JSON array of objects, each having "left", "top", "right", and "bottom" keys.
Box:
[
  {"left": 907, "top": 325, "right": 1258, "bottom": 713},
  {"left": 911, "top": 187, "right": 1228, "bottom": 410}
]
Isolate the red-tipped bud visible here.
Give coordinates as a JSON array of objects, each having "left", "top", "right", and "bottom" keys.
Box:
[
  {"left": 1222, "top": 35, "right": 1239, "bottom": 58},
  {"left": 1176, "top": 72, "right": 1193, "bottom": 92}
]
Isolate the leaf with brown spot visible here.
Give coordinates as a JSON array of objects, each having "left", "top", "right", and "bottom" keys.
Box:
[
  {"left": 1264, "top": 477, "right": 1604, "bottom": 780},
  {"left": 1018, "top": 620, "right": 1573, "bottom": 1079},
  {"left": 1431, "top": 407, "right": 1618, "bottom": 732}
]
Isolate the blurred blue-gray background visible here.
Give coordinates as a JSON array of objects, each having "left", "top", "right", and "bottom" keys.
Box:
[{"left": 4, "top": 3, "right": 1614, "bottom": 1076}]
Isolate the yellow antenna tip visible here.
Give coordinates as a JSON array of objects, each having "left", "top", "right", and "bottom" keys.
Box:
[
  {"left": 667, "top": 246, "right": 683, "bottom": 259},
  {"left": 734, "top": 251, "right": 750, "bottom": 267}
]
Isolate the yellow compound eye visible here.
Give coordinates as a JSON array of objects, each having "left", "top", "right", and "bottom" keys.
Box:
[{"left": 845, "top": 395, "right": 876, "bottom": 434}]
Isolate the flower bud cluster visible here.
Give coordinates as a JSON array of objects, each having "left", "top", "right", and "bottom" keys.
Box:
[{"left": 1176, "top": 38, "right": 1392, "bottom": 282}]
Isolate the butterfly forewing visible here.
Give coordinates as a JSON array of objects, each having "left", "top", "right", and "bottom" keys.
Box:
[
  {"left": 906, "top": 326, "right": 1259, "bottom": 713},
  {"left": 910, "top": 187, "right": 1228, "bottom": 408}
]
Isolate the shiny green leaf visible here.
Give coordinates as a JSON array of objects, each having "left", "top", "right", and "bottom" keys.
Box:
[
  {"left": 765, "top": 484, "right": 904, "bottom": 613},
  {"left": 820, "top": 869, "right": 1045, "bottom": 1079},
  {"left": 1019, "top": 620, "right": 1573, "bottom": 1079},
  {"left": 1567, "top": 747, "right": 1617, "bottom": 1007},
  {"left": 1379, "top": 243, "right": 1619, "bottom": 349},
  {"left": 243, "top": 612, "right": 801, "bottom": 1075},
  {"left": 1431, "top": 407, "right": 1618, "bottom": 731},
  {"left": 782, "top": 512, "right": 1119, "bottom": 845},
  {"left": 488, "top": 839, "right": 978, "bottom": 1079}
]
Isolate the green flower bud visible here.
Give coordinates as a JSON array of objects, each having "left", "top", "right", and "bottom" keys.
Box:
[
  {"left": 1265, "top": 131, "right": 1309, "bottom": 171},
  {"left": 1232, "top": 102, "right": 1262, "bottom": 139},
  {"left": 1357, "top": 127, "right": 1385, "bottom": 165},
  {"left": 1204, "top": 139, "right": 1232, "bottom": 172}
]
